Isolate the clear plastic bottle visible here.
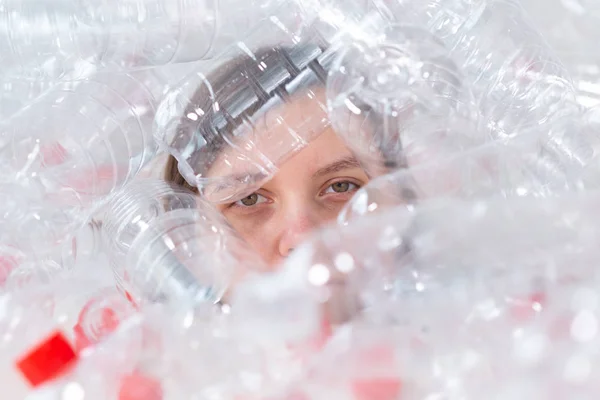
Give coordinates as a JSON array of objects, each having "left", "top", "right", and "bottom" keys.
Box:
[
  {"left": 154, "top": 40, "right": 333, "bottom": 202},
  {"left": 0, "top": 292, "right": 79, "bottom": 398},
  {"left": 337, "top": 133, "right": 588, "bottom": 223},
  {"left": 0, "top": 182, "right": 86, "bottom": 263},
  {"left": 520, "top": 0, "right": 600, "bottom": 108},
  {"left": 153, "top": 0, "right": 383, "bottom": 202},
  {"left": 2, "top": 66, "right": 181, "bottom": 207},
  {"left": 424, "top": 0, "right": 578, "bottom": 134},
  {"left": 0, "top": 56, "right": 100, "bottom": 123},
  {"left": 101, "top": 179, "right": 201, "bottom": 287},
  {"left": 327, "top": 22, "right": 482, "bottom": 175},
  {"left": 0, "top": 0, "right": 298, "bottom": 78},
  {"left": 0, "top": 178, "right": 110, "bottom": 274},
  {"left": 0, "top": 269, "right": 138, "bottom": 398},
  {"left": 124, "top": 207, "right": 262, "bottom": 306},
  {"left": 102, "top": 179, "right": 264, "bottom": 306},
  {"left": 26, "top": 311, "right": 153, "bottom": 400}
]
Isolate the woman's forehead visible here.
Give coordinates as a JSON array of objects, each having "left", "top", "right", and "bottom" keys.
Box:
[
  {"left": 207, "top": 88, "right": 331, "bottom": 178},
  {"left": 211, "top": 128, "right": 356, "bottom": 181}
]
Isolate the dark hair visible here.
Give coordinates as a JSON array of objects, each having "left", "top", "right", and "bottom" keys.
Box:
[{"left": 163, "top": 42, "right": 332, "bottom": 193}]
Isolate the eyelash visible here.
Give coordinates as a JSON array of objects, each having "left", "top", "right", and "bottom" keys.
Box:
[{"left": 228, "top": 180, "right": 361, "bottom": 209}]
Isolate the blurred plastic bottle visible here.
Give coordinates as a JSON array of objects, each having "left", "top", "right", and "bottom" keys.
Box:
[
  {"left": 27, "top": 311, "right": 159, "bottom": 400},
  {"left": 277, "top": 325, "right": 404, "bottom": 400},
  {"left": 0, "top": 182, "right": 85, "bottom": 259},
  {"left": 337, "top": 134, "right": 588, "bottom": 223},
  {"left": 0, "top": 293, "right": 79, "bottom": 398},
  {"left": 31, "top": 302, "right": 257, "bottom": 400},
  {"left": 0, "top": 179, "right": 109, "bottom": 272},
  {"left": 1, "top": 265, "right": 135, "bottom": 341},
  {"left": 271, "top": 192, "right": 600, "bottom": 327},
  {"left": 424, "top": 0, "right": 578, "bottom": 134},
  {"left": 0, "top": 0, "right": 304, "bottom": 78},
  {"left": 0, "top": 56, "right": 99, "bottom": 123},
  {"left": 520, "top": 0, "right": 600, "bottom": 103},
  {"left": 0, "top": 245, "right": 24, "bottom": 288},
  {"left": 0, "top": 270, "right": 138, "bottom": 400},
  {"left": 1, "top": 65, "right": 183, "bottom": 207},
  {"left": 102, "top": 179, "right": 265, "bottom": 306},
  {"left": 124, "top": 208, "right": 260, "bottom": 306},
  {"left": 326, "top": 22, "right": 483, "bottom": 176}
]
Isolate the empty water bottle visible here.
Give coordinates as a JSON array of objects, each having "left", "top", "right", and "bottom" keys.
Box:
[
  {"left": 1, "top": 65, "right": 184, "bottom": 207},
  {"left": 429, "top": 0, "right": 577, "bottom": 133},
  {"left": 337, "top": 133, "right": 588, "bottom": 223},
  {"left": 27, "top": 311, "right": 155, "bottom": 400},
  {"left": 0, "top": 0, "right": 300, "bottom": 79},
  {"left": 123, "top": 207, "right": 264, "bottom": 306},
  {"left": 327, "top": 23, "right": 482, "bottom": 175},
  {"left": 102, "top": 180, "right": 199, "bottom": 265},
  {"left": 153, "top": 0, "right": 384, "bottom": 202},
  {"left": 0, "top": 293, "right": 79, "bottom": 398}
]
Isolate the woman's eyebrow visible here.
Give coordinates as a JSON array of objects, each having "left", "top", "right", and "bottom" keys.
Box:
[{"left": 312, "top": 156, "right": 362, "bottom": 178}]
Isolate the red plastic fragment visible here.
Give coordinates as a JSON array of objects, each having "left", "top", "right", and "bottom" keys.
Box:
[
  {"left": 118, "top": 371, "right": 163, "bottom": 400},
  {"left": 16, "top": 331, "right": 77, "bottom": 387},
  {"left": 510, "top": 291, "right": 546, "bottom": 321},
  {"left": 352, "top": 377, "right": 403, "bottom": 400}
]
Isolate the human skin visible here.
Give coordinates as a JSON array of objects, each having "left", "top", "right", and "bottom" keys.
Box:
[{"left": 207, "top": 90, "right": 370, "bottom": 267}]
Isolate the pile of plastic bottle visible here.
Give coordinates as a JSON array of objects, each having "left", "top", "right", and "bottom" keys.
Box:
[{"left": 1, "top": 0, "right": 600, "bottom": 398}]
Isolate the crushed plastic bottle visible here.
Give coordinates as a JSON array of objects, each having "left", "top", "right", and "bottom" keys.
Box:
[
  {"left": 327, "top": 22, "right": 482, "bottom": 175},
  {"left": 103, "top": 179, "right": 266, "bottom": 306}
]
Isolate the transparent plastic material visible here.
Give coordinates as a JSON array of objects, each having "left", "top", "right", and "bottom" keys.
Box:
[
  {"left": 32, "top": 301, "right": 303, "bottom": 400},
  {"left": 328, "top": 195, "right": 600, "bottom": 399},
  {"left": 155, "top": 39, "right": 334, "bottom": 202},
  {"left": 277, "top": 193, "right": 600, "bottom": 327},
  {"left": 1, "top": 66, "right": 181, "bottom": 206},
  {"left": 3, "top": 0, "right": 600, "bottom": 397},
  {"left": 27, "top": 314, "right": 158, "bottom": 400},
  {"left": 101, "top": 179, "right": 266, "bottom": 305},
  {"left": 0, "top": 58, "right": 99, "bottom": 122},
  {"left": 338, "top": 135, "right": 589, "bottom": 223},
  {"left": 0, "top": 270, "right": 134, "bottom": 397},
  {"left": 123, "top": 207, "right": 263, "bottom": 306},
  {"left": 153, "top": 0, "right": 381, "bottom": 202},
  {"left": 327, "top": 23, "right": 482, "bottom": 175},
  {"left": 0, "top": 182, "right": 85, "bottom": 259},
  {"left": 0, "top": 294, "right": 74, "bottom": 398},
  {"left": 0, "top": 0, "right": 295, "bottom": 78},
  {"left": 102, "top": 180, "right": 199, "bottom": 269},
  {"left": 0, "top": 180, "right": 107, "bottom": 271},
  {"left": 521, "top": 0, "right": 600, "bottom": 108},
  {"left": 421, "top": 0, "right": 578, "bottom": 134}
]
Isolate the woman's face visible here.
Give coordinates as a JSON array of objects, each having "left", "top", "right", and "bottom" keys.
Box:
[{"left": 211, "top": 93, "right": 370, "bottom": 267}]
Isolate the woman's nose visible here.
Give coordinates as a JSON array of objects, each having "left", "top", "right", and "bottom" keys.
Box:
[{"left": 277, "top": 210, "right": 317, "bottom": 258}]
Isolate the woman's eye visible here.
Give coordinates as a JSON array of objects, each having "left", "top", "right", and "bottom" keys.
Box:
[
  {"left": 325, "top": 181, "right": 359, "bottom": 194},
  {"left": 235, "top": 193, "right": 268, "bottom": 207}
]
